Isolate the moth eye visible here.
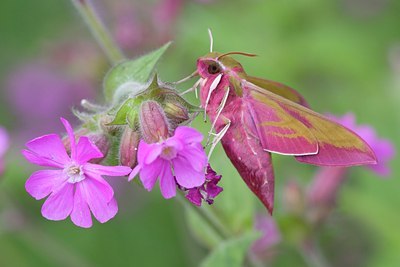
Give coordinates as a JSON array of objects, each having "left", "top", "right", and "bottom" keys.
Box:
[{"left": 207, "top": 63, "right": 221, "bottom": 74}]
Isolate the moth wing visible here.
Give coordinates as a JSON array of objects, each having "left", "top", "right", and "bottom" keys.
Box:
[
  {"left": 246, "top": 76, "right": 310, "bottom": 107},
  {"left": 221, "top": 111, "right": 275, "bottom": 214},
  {"left": 244, "top": 80, "right": 377, "bottom": 166}
]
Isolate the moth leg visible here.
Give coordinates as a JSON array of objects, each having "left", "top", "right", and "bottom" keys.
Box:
[
  {"left": 180, "top": 78, "right": 201, "bottom": 98},
  {"left": 206, "top": 85, "right": 230, "bottom": 146},
  {"left": 208, "top": 119, "right": 231, "bottom": 160},
  {"left": 171, "top": 70, "right": 198, "bottom": 84},
  {"left": 204, "top": 73, "right": 223, "bottom": 121}
]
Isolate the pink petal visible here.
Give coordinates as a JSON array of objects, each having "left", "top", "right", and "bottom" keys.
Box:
[
  {"left": 159, "top": 164, "right": 176, "bottom": 199},
  {"left": 139, "top": 159, "right": 165, "bottom": 191},
  {"left": 143, "top": 143, "right": 163, "bottom": 165},
  {"left": 60, "top": 118, "right": 77, "bottom": 159},
  {"left": 22, "top": 150, "right": 63, "bottom": 168},
  {"left": 186, "top": 189, "right": 202, "bottom": 206},
  {"left": 173, "top": 126, "right": 203, "bottom": 144},
  {"left": 74, "top": 136, "right": 103, "bottom": 163},
  {"left": 164, "top": 137, "right": 183, "bottom": 151},
  {"left": 128, "top": 165, "right": 141, "bottom": 181},
  {"left": 0, "top": 127, "right": 9, "bottom": 157},
  {"left": 25, "top": 134, "right": 69, "bottom": 167},
  {"left": 136, "top": 140, "right": 161, "bottom": 165},
  {"left": 178, "top": 145, "right": 207, "bottom": 172},
  {"left": 70, "top": 183, "right": 92, "bottom": 228},
  {"left": 84, "top": 173, "right": 115, "bottom": 202},
  {"left": 80, "top": 178, "right": 118, "bottom": 223},
  {"left": 41, "top": 182, "right": 74, "bottom": 221},
  {"left": 173, "top": 156, "right": 205, "bottom": 188},
  {"left": 25, "top": 169, "right": 68, "bottom": 200},
  {"left": 84, "top": 163, "right": 132, "bottom": 177}
]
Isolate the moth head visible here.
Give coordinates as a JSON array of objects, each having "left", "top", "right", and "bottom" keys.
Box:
[{"left": 197, "top": 51, "right": 254, "bottom": 79}]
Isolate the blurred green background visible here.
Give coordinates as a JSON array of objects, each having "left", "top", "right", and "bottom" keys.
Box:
[{"left": 0, "top": 0, "right": 399, "bottom": 266}]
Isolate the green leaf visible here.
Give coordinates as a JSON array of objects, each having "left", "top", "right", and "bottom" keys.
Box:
[
  {"left": 103, "top": 42, "right": 171, "bottom": 102},
  {"left": 200, "top": 232, "right": 260, "bottom": 267}
]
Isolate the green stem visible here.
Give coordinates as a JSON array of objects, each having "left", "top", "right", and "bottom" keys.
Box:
[
  {"left": 71, "top": 0, "right": 125, "bottom": 64},
  {"left": 176, "top": 192, "right": 231, "bottom": 239},
  {"left": 176, "top": 193, "right": 263, "bottom": 267}
]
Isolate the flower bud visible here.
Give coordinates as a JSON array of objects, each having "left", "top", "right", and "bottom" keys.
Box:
[
  {"left": 62, "top": 128, "right": 110, "bottom": 163},
  {"left": 119, "top": 126, "right": 140, "bottom": 168},
  {"left": 139, "top": 100, "right": 169, "bottom": 143},
  {"left": 164, "top": 101, "right": 189, "bottom": 125}
]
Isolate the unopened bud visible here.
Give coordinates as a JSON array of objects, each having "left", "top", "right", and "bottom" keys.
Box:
[
  {"left": 119, "top": 127, "right": 140, "bottom": 168},
  {"left": 88, "top": 133, "right": 110, "bottom": 162},
  {"left": 62, "top": 129, "right": 110, "bottom": 163},
  {"left": 139, "top": 100, "right": 169, "bottom": 143},
  {"left": 164, "top": 101, "right": 189, "bottom": 125}
]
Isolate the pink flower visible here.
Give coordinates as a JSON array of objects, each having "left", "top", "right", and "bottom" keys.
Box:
[
  {"left": 251, "top": 214, "right": 281, "bottom": 257},
  {"left": 22, "top": 118, "right": 131, "bottom": 228},
  {"left": 329, "top": 113, "right": 395, "bottom": 176},
  {"left": 0, "top": 127, "right": 9, "bottom": 175},
  {"left": 129, "top": 126, "right": 207, "bottom": 199},
  {"left": 184, "top": 164, "right": 223, "bottom": 206}
]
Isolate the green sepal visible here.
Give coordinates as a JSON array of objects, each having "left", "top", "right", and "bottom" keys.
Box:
[
  {"left": 103, "top": 42, "right": 171, "bottom": 102},
  {"left": 163, "top": 93, "right": 201, "bottom": 113},
  {"left": 108, "top": 98, "right": 141, "bottom": 126}
]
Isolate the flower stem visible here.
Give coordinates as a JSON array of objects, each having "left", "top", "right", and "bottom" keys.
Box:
[
  {"left": 176, "top": 192, "right": 231, "bottom": 239},
  {"left": 70, "top": 0, "right": 125, "bottom": 65}
]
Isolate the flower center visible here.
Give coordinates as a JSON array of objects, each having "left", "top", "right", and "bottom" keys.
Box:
[
  {"left": 160, "top": 145, "right": 177, "bottom": 160},
  {"left": 66, "top": 164, "right": 85, "bottom": 184}
]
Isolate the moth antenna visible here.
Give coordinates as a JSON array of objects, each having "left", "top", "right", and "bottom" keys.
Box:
[
  {"left": 204, "top": 74, "right": 222, "bottom": 121},
  {"left": 172, "top": 70, "right": 198, "bottom": 85},
  {"left": 217, "top": 51, "right": 257, "bottom": 59},
  {"left": 206, "top": 86, "right": 230, "bottom": 146},
  {"left": 208, "top": 120, "right": 231, "bottom": 160},
  {"left": 208, "top": 28, "right": 214, "bottom": 52}
]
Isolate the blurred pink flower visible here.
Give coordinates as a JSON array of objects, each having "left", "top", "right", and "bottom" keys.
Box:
[
  {"left": 114, "top": 3, "right": 144, "bottom": 50},
  {"left": 129, "top": 126, "right": 207, "bottom": 199},
  {"left": 184, "top": 164, "right": 223, "bottom": 206},
  {"left": 251, "top": 214, "right": 281, "bottom": 258},
  {"left": 6, "top": 63, "right": 95, "bottom": 138},
  {"left": 152, "top": 0, "right": 183, "bottom": 42},
  {"left": 23, "top": 118, "right": 131, "bottom": 228},
  {"left": 0, "top": 127, "right": 9, "bottom": 175},
  {"left": 329, "top": 113, "right": 395, "bottom": 176}
]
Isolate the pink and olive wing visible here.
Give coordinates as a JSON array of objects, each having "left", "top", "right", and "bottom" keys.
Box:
[
  {"left": 246, "top": 76, "right": 310, "bottom": 107},
  {"left": 245, "top": 89, "right": 319, "bottom": 156},
  {"left": 245, "top": 81, "right": 377, "bottom": 166},
  {"left": 221, "top": 112, "right": 275, "bottom": 214}
]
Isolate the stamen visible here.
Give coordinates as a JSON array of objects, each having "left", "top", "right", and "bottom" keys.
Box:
[{"left": 66, "top": 164, "right": 85, "bottom": 183}]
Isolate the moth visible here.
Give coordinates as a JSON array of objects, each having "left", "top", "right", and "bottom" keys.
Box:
[{"left": 183, "top": 34, "right": 377, "bottom": 214}]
